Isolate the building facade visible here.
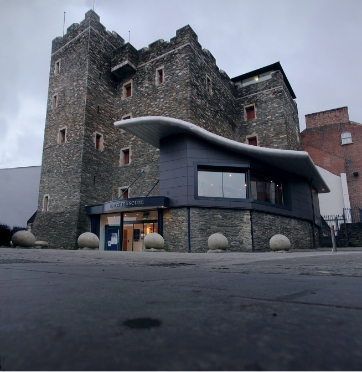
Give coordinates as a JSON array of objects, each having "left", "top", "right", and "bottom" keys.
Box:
[
  {"left": 32, "top": 10, "right": 325, "bottom": 251},
  {"left": 301, "top": 107, "right": 362, "bottom": 220}
]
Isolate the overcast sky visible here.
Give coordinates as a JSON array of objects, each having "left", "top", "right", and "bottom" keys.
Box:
[{"left": 1, "top": 0, "right": 362, "bottom": 169}]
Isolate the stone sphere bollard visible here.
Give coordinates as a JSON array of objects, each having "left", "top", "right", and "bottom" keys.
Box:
[
  {"left": 12, "top": 231, "right": 36, "bottom": 248},
  {"left": 78, "top": 232, "right": 99, "bottom": 250},
  {"left": 269, "top": 234, "right": 291, "bottom": 251},
  {"left": 144, "top": 233, "right": 165, "bottom": 252},
  {"left": 207, "top": 233, "right": 228, "bottom": 253}
]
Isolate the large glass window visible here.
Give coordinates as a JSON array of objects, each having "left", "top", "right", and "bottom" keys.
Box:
[
  {"left": 198, "top": 169, "right": 246, "bottom": 199},
  {"left": 250, "top": 173, "right": 283, "bottom": 205}
]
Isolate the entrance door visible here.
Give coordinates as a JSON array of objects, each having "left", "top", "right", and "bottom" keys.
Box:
[
  {"left": 105, "top": 226, "right": 119, "bottom": 251},
  {"left": 122, "top": 230, "right": 128, "bottom": 251}
]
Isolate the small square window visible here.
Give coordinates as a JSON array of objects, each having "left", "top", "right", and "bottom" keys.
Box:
[
  {"left": 156, "top": 67, "right": 164, "bottom": 85},
  {"left": 245, "top": 105, "right": 255, "bottom": 120},
  {"left": 54, "top": 59, "right": 61, "bottom": 75},
  {"left": 122, "top": 113, "right": 132, "bottom": 120},
  {"left": 94, "top": 132, "right": 104, "bottom": 151},
  {"left": 206, "top": 75, "right": 212, "bottom": 94},
  {"left": 52, "top": 94, "right": 58, "bottom": 109},
  {"left": 122, "top": 81, "right": 132, "bottom": 98},
  {"left": 58, "top": 127, "right": 67, "bottom": 144},
  {"left": 247, "top": 136, "right": 258, "bottom": 146},
  {"left": 119, "top": 187, "right": 129, "bottom": 199},
  {"left": 341, "top": 131, "right": 352, "bottom": 145}
]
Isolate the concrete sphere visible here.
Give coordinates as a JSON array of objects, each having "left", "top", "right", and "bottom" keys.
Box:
[
  {"left": 208, "top": 233, "right": 228, "bottom": 250},
  {"left": 269, "top": 234, "right": 291, "bottom": 251},
  {"left": 78, "top": 232, "right": 99, "bottom": 249},
  {"left": 12, "top": 231, "right": 36, "bottom": 247},
  {"left": 144, "top": 233, "right": 164, "bottom": 249}
]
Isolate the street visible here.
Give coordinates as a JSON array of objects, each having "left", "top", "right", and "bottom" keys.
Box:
[{"left": 1, "top": 248, "right": 362, "bottom": 370}]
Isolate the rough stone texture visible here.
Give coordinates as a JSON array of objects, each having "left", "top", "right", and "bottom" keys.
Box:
[
  {"left": 235, "top": 71, "right": 301, "bottom": 150},
  {"left": 252, "top": 211, "right": 316, "bottom": 251},
  {"left": 301, "top": 107, "right": 362, "bottom": 212},
  {"left": 12, "top": 231, "right": 36, "bottom": 248},
  {"left": 163, "top": 208, "right": 188, "bottom": 252},
  {"left": 190, "top": 208, "right": 252, "bottom": 253},
  {"left": 77, "top": 232, "right": 99, "bottom": 249},
  {"left": 144, "top": 233, "right": 164, "bottom": 249},
  {"left": 340, "top": 223, "right": 362, "bottom": 247},
  {"left": 269, "top": 234, "right": 291, "bottom": 251},
  {"left": 208, "top": 233, "right": 228, "bottom": 250},
  {"left": 33, "top": 10, "right": 302, "bottom": 250}
]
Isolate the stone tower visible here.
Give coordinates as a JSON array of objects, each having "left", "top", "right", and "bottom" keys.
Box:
[{"left": 32, "top": 10, "right": 125, "bottom": 249}]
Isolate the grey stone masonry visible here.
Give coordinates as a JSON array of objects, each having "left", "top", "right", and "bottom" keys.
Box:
[
  {"left": 190, "top": 208, "right": 252, "bottom": 253},
  {"left": 33, "top": 10, "right": 302, "bottom": 249},
  {"left": 252, "top": 211, "right": 315, "bottom": 251}
]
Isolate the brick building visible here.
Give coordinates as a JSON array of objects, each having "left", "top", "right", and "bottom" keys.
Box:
[
  {"left": 301, "top": 107, "right": 362, "bottom": 219},
  {"left": 32, "top": 10, "right": 327, "bottom": 251}
]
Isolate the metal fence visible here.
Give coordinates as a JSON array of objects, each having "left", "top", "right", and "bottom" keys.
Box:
[{"left": 321, "top": 207, "right": 362, "bottom": 247}]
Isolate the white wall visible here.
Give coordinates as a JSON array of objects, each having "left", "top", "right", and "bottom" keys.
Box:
[{"left": 317, "top": 166, "right": 351, "bottom": 217}]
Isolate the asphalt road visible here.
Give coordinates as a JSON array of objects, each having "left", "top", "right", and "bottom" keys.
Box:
[{"left": 1, "top": 248, "right": 362, "bottom": 371}]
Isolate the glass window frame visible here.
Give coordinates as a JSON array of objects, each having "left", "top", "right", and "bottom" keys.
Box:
[
  {"left": 196, "top": 165, "right": 250, "bottom": 201},
  {"left": 195, "top": 163, "right": 289, "bottom": 208}
]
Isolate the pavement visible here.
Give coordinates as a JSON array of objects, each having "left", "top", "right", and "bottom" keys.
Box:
[{"left": 1, "top": 247, "right": 362, "bottom": 370}]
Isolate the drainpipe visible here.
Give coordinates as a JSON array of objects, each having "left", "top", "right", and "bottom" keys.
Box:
[
  {"left": 310, "top": 179, "right": 317, "bottom": 249},
  {"left": 187, "top": 207, "right": 191, "bottom": 253}
]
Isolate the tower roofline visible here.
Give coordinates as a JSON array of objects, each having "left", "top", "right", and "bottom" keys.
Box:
[{"left": 231, "top": 62, "right": 296, "bottom": 99}]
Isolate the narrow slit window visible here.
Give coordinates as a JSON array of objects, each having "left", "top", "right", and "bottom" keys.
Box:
[
  {"left": 43, "top": 195, "right": 49, "bottom": 211},
  {"left": 245, "top": 105, "right": 255, "bottom": 120},
  {"left": 54, "top": 60, "right": 60, "bottom": 75},
  {"left": 206, "top": 76, "right": 212, "bottom": 94},
  {"left": 52, "top": 95, "right": 58, "bottom": 109},
  {"left": 58, "top": 128, "right": 66, "bottom": 144},
  {"left": 122, "top": 149, "right": 129, "bottom": 164},
  {"left": 156, "top": 68, "right": 164, "bottom": 85},
  {"left": 95, "top": 133, "right": 104, "bottom": 151}
]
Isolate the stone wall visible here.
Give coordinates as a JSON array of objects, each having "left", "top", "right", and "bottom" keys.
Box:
[
  {"left": 190, "top": 208, "right": 252, "bottom": 253},
  {"left": 163, "top": 208, "right": 188, "bottom": 252},
  {"left": 235, "top": 71, "right": 301, "bottom": 150},
  {"left": 252, "top": 211, "right": 315, "bottom": 251},
  {"left": 340, "top": 223, "right": 362, "bottom": 247}
]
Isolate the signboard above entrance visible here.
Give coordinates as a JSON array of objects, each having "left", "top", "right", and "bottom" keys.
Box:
[{"left": 86, "top": 196, "right": 170, "bottom": 215}]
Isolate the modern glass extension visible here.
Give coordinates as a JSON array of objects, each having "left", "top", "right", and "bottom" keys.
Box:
[{"left": 197, "top": 167, "right": 284, "bottom": 206}]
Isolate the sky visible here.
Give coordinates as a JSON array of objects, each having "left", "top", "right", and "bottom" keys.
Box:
[{"left": 1, "top": 0, "right": 362, "bottom": 169}]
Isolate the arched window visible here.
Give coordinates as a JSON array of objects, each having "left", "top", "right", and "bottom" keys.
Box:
[{"left": 341, "top": 132, "right": 352, "bottom": 145}]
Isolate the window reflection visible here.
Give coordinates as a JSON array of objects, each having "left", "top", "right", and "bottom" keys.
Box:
[
  {"left": 198, "top": 170, "right": 246, "bottom": 199},
  {"left": 250, "top": 173, "right": 283, "bottom": 205}
]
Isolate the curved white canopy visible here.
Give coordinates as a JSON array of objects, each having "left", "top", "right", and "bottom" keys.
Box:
[{"left": 114, "top": 116, "right": 329, "bottom": 193}]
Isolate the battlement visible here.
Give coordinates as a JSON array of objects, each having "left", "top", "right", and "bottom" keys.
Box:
[
  {"left": 52, "top": 10, "right": 124, "bottom": 53},
  {"left": 305, "top": 107, "right": 349, "bottom": 129}
]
